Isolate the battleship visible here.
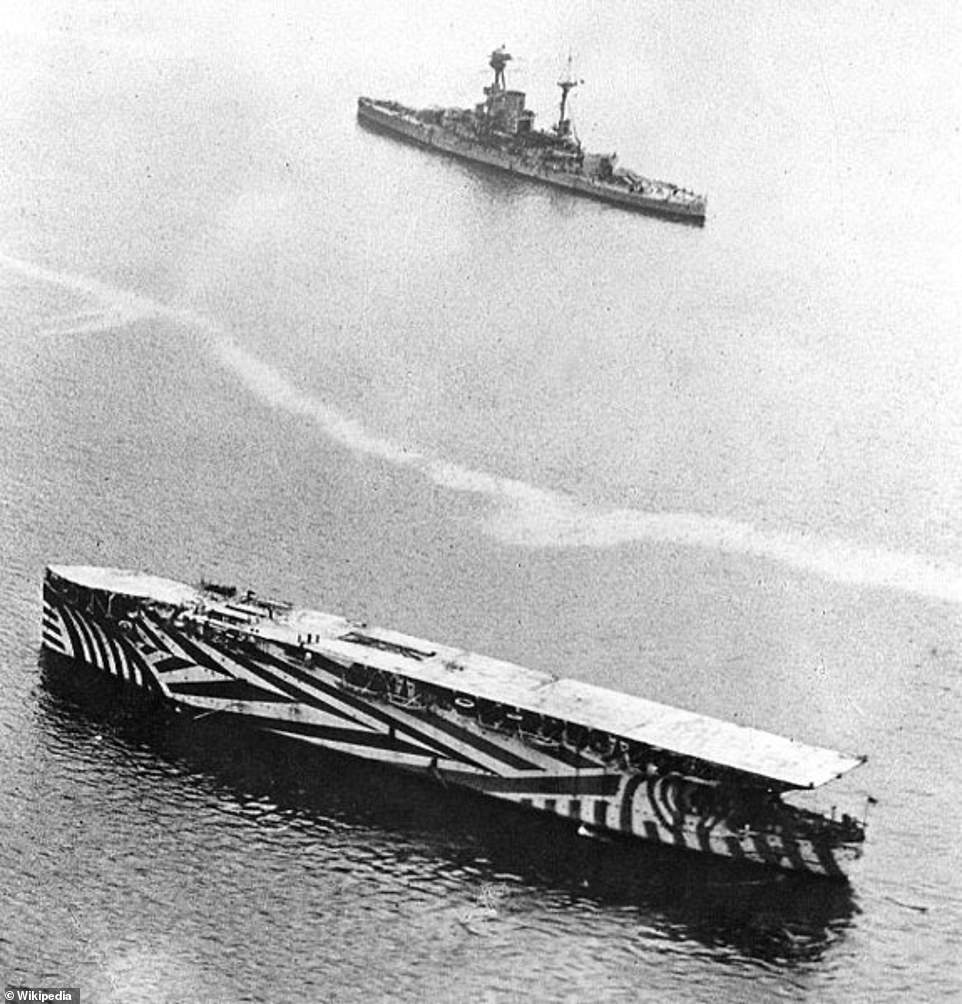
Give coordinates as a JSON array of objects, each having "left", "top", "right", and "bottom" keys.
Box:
[
  {"left": 357, "top": 47, "right": 707, "bottom": 224},
  {"left": 41, "top": 565, "right": 868, "bottom": 878}
]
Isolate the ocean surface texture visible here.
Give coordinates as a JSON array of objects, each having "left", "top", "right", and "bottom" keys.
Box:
[{"left": 1, "top": 2, "right": 960, "bottom": 1001}]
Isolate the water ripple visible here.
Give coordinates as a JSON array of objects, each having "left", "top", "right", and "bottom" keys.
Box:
[{"left": 1, "top": 249, "right": 959, "bottom": 607}]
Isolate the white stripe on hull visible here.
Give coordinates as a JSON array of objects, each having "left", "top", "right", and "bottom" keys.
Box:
[
  {"left": 173, "top": 693, "right": 404, "bottom": 733},
  {"left": 495, "top": 788, "right": 853, "bottom": 877},
  {"left": 60, "top": 605, "right": 94, "bottom": 666},
  {"left": 264, "top": 730, "right": 465, "bottom": 771},
  {"left": 127, "top": 623, "right": 510, "bottom": 774},
  {"left": 41, "top": 594, "right": 859, "bottom": 878},
  {"left": 158, "top": 666, "right": 235, "bottom": 686},
  {"left": 42, "top": 631, "right": 68, "bottom": 654}
]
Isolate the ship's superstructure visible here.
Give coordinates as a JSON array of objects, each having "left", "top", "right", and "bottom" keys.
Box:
[
  {"left": 357, "top": 47, "right": 706, "bottom": 223},
  {"left": 41, "top": 565, "right": 867, "bottom": 877}
]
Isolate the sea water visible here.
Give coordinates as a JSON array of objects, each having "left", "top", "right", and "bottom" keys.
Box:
[{"left": 1, "top": 2, "right": 960, "bottom": 1000}]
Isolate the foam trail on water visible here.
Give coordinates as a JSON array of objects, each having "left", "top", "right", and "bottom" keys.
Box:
[
  {"left": 484, "top": 497, "right": 962, "bottom": 604},
  {"left": 4, "top": 250, "right": 961, "bottom": 605},
  {"left": 0, "top": 251, "right": 160, "bottom": 333},
  {"left": 208, "top": 334, "right": 962, "bottom": 606},
  {"left": 210, "top": 336, "right": 426, "bottom": 467}
]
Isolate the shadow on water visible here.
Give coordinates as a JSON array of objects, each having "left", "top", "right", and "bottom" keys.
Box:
[{"left": 37, "top": 651, "right": 857, "bottom": 965}]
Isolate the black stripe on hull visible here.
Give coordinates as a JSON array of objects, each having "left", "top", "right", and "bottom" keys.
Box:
[
  {"left": 139, "top": 626, "right": 369, "bottom": 727},
  {"left": 726, "top": 836, "right": 747, "bottom": 862},
  {"left": 78, "top": 611, "right": 113, "bottom": 677},
  {"left": 99, "top": 620, "right": 134, "bottom": 685},
  {"left": 752, "top": 834, "right": 781, "bottom": 869},
  {"left": 254, "top": 648, "right": 424, "bottom": 724},
  {"left": 697, "top": 825, "right": 713, "bottom": 855},
  {"left": 645, "top": 776, "right": 674, "bottom": 831},
  {"left": 406, "top": 707, "right": 543, "bottom": 773},
  {"left": 166, "top": 680, "right": 296, "bottom": 702},
  {"left": 58, "top": 605, "right": 90, "bottom": 666},
  {"left": 148, "top": 632, "right": 497, "bottom": 773},
  {"left": 179, "top": 638, "right": 368, "bottom": 726},
  {"left": 147, "top": 622, "right": 234, "bottom": 679},
  {"left": 42, "top": 632, "right": 68, "bottom": 654},
  {"left": 515, "top": 741, "right": 599, "bottom": 771},
  {"left": 442, "top": 771, "right": 621, "bottom": 797},
  {"left": 39, "top": 595, "right": 858, "bottom": 880},
  {"left": 671, "top": 818, "right": 688, "bottom": 850},
  {"left": 812, "top": 840, "right": 845, "bottom": 878},
  {"left": 780, "top": 833, "right": 808, "bottom": 873},
  {"left": 136, "top": 618, "right": 173, "bottom": 655},
  {"left": 203, "top": 712, "right": 435, "bottom": 756},
  {"left": 619, "top": 773, "right": 646, "bottom": 833},
  {"left": 155, "top": 656, "right": 196, "bottom": 674},
  {"left": 122, "top": 637, "right": 164, "bottom": 695},
  {"left": 643, "top": 820, "right": 661, "bottom": 844},
  {"left": 46, "top": 602, "right": 161, "bottom": 695},
  {"left": 249, "top": 647, "right": 513, "bottom": 773}
]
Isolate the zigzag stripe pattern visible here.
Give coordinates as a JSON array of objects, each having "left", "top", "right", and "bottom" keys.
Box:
[
  {"left": 227, "top": 641, "right": 519, "bottom": 774},
  {"left": 41, "top": 601, "right": 69, "bottom": 656},
  {"left": 58, "top": 607, "right": 574, "bottom": 780},
  {"left": 38, "top": 570, "right": 861, "bottom": 879},
  {"left": 144, "top": 621, "right": 501, "bottom": 771},
  {"left": 48, "top": 600, "right": 165, "bottom": 695},
  {"left": 45, "top": 605, "right": 845, "bottom": 874}
]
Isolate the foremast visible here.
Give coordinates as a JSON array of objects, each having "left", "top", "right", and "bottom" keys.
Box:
[
  {"left": 488, "top": 45, "right": 511, "bottom": 92},
  {"left": 555, "top": 54, "right": 581, "bottom": 140}
]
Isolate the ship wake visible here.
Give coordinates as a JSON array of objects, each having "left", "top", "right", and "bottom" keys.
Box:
[{"left": 4, "top": 250, "right": 961, "bottom": 606}]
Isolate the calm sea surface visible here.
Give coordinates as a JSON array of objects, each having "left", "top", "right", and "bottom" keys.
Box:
[{"left": 1, "top": 2, "right": 960, "bottom": 1001}]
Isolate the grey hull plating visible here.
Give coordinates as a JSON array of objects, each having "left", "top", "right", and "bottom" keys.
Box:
[{"left": 357, "top": 98, "right": 707, "bottom": 225}]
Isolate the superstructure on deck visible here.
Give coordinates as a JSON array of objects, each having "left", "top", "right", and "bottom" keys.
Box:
[
  {"left": 357, "top": 47, "right": 706, "bottom": 224},
  {"left": 42, "top": 564, "right": 868, "bottom": 878}
]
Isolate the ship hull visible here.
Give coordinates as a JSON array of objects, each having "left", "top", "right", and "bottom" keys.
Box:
[
  {"left": 41, "top": 572, "right": 859, "bottom": 879},
  {"left": 357, "top": 99, "right": 706, "bottom": 225}
]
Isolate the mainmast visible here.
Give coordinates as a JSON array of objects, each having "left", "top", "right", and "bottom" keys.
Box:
[{"left": 556, "top": 53, "right": 581, "bottom": 138}]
